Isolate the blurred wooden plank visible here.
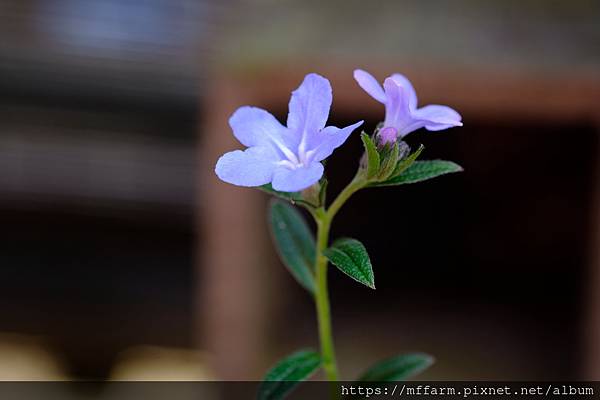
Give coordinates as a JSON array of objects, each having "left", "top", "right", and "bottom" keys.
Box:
[
  {"left": 226, "top": 64, "right": 600, "bottom": 124},
  {"left": 196, "top": 75, "right": 273, "bottom": 379}
]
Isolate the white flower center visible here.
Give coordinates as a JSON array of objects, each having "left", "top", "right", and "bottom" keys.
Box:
[
  {"left": 271, "top": 138, "right": 314, "bottom": 169},
  {"left": 270, "top": 136, "right": 313, "bottom": 170}
]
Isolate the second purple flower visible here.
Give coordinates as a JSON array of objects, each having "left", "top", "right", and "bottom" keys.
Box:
[{"left": 353, "top": 69, "right": 462, "bottom": 144}]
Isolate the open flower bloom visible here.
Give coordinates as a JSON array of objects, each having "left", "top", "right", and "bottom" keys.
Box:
[
  {"left": 215, "top": 73, "right": 363, "bottom": 192},
  {"left": 353, "top": 69, "right": 462, "bottom": 142}
]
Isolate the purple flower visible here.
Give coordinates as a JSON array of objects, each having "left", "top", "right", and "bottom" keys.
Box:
[
  {"left": 215, "top": 73, "right": 363, "bottom": 192},
  {"left": 353, "top": 69, "right": 462, "bottom": 139}
]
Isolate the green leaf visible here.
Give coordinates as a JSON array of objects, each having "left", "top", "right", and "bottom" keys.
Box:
[
  {"left": 377, "top": 142, "right": 400, "bottom": 181},
  {"left": 392, "top": 144, "right": 424, "bottom": 177},
  {"left": 371, "top": 160, "right": 463, "bottom": 187},
  {"left": 360, "top": 132, "right": 380, "bottom": 179},
  {"left": 324, "top": 238, "right": 375, "bottom": 289},
  {"left": 358, "top": 353, "right": 434, "bottom": 382},
  {"left": 269, "top": 201, "right": 316, "bottom": 293},
  {"left": 258, "top": 350, "right": 322, "bottom": 400}
]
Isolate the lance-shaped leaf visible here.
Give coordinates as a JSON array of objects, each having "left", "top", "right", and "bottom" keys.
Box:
[
  {"left": 360, "top": 132, "right": 380, "bottom": 179},
  {"left": 371, "top": 160, "right": 462, "bottom": 187},
  {"left": 392, "top": 144, "right": 424, "bottom": 177},
  {"left": 269, "top": 200, "right": 316, "bottom": 293},
  {"left": 324, "top": 238, "right": 375, "bottom": 289},
  {"left": 258, "top": 350, "right": 322, "bottom": 400},
  {"left": 358, "top": 353, "right": 434, "bottom": 382},
  {"left": 377, "top": 142, "right": 400, "bottom": 181}
]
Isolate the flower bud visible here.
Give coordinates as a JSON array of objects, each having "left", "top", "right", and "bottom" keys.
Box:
[{"left": 377, "top": 127, "right": 398, "bottom": 146}]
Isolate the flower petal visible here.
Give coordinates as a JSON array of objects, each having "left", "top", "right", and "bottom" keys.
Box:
[
  {"left": 353, "top": 69, "right": 386, "bottom": 103},
  {"left": 215, "top": 146, "right": 279, "bottom": 187},
  {"left": 287, "top": 73, "right": 332, "bottom": 138},
  {"left": 229, "top": 106, "right": 290, "bottom": 148},
  {"left": 311, "top": 120, "right": 363, "bottom": 162},
  {"left": 383, "top": 77, "right": 412, "bottom": 132},
  {"left": 413, "top": 104, "right": 463, "bottom": 131},
  {"left": 271, "top": 162, "right": 324, "bottom": 192},
  {"left": 390, "top": 73, "right": 418, "bottom": 110}
]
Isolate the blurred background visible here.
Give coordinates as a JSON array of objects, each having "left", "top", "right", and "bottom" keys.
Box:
[{"left": 0, "top": 0, "right": 599, "bottom": 383}]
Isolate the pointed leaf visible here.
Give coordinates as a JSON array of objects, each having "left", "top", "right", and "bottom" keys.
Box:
[
  {"left": 358, "top": 353, "right": 434, "bottom": 382},
  {"left": 269, "top": 201, "right": 316, "bottom": 293},
  {"left": 258, "top": 350, "right": 322, "bottom": 400},
  {"left": 377, "top": 142, "right": 400, "bottom": 181},
  {"left": 392, "top": 144, "right": 424, "bottom": 177},
  {"left": 371, "top": 160, "right": 463, "bottom": 187},
  {"left": 360, "top": 132, "right": 380, "bottom": 179},
  {"left": 324, "top": 238, "right": 374, "bottom": 289}
]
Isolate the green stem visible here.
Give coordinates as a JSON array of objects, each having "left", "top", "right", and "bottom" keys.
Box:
[
  {"left": 313, "top": 175, "right": 366, "bottom": 386},
  {"left": 314, "top": 209, "right": 337, "bottom": 381}
]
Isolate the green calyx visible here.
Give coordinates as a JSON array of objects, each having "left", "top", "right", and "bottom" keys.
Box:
[{"left": 358, "top": 132, "right": 424, "bottom": 186}]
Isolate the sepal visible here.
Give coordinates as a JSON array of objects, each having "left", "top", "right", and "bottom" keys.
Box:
[
  {"left": 392, "top": 144, "right": 423, "bottom": 177},
  {"left": 376, "top": 142, "right": 400, "bottom": 181},
  {"left": 360, "top": 132, "right": 380, "bottom": 179}
]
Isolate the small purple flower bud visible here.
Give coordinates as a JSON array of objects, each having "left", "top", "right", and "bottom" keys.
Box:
[{"left": 377, "top": 127, "right": 398, "bottom": 146}]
